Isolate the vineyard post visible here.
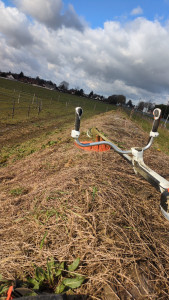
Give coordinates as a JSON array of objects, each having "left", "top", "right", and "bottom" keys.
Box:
[
  {"left": 38, "top": 100, "right": 42, "bottom": 115},
  {"left": 12, "top": 99, "right": 15, "bottom": 118},
  {"left": 28, "top": 103, "right": 31, "bottom": 117},
  {"left": 18, "top": 93, "right": 20, "bottom": 104},
  {"left": 36, "top": 96, "right": 38, "bottom": 107},
  {"left": 32, "top": 94, "right": 35, "bottom": 104}
]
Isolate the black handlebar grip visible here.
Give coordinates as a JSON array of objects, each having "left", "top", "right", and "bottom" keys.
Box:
[
  {"left": 152, "top": 108, "right": 161, "bottom": 132},
  {"left": 75, "top": 107, "right": 83, "bottom": 131}
]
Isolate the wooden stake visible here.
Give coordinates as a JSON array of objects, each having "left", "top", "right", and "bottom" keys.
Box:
[
  {"left": 12, "top": 99, "right": 15, "bottom": 118},
  {"left": 32, "top": 94, "right": 35, "bottom": 104},
  {"left": 28, "top": 104, "right": 31, "bottom": 117},
  {"left": 38, "top": 100, "right": 42, "bottom": 115},
  {"left": 18, "top": 93, "right": 20, "bottom": 104}
]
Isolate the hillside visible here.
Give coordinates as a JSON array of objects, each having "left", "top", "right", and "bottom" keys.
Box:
[{"left": 0, "top": 109, "right": 169, "bottom": 299}]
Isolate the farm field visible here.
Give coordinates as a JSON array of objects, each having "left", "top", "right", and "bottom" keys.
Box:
[
  {"left": 0, "top": 77, "right": 111, "bottom": 124},
  {"left": 0, "top": 79, "right": 169, "bottom": 299},
  {"left": 0, "top": 78, "right": 113, "bottom": 167}
]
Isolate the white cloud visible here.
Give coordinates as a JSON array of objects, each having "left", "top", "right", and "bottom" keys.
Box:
[
  {"left": 1, "top": 1, "right": 169, "bottom": 104},
  {"left": 0, "top": 1, "right": 33, "bottom": 47},
  {"left": 131, "top": 6, "right": 143, "bottom": 16},
  {"left": 14, "top": 0, "right": 85, "bottom": 30}
]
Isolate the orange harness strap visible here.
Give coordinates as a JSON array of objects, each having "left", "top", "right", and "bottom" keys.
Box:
[{"left": 6, "top": 286, "right": 13, "bottom": 300}]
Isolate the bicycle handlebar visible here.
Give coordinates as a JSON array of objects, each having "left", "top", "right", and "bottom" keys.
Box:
[
  {"left": 151, "top": 108, "right": 161, "bottom": 132},
  {"left": 72, "top": 107, "right": 160, "bottom": 155},
  {"left": 75, "top": 107, "right": 83, "bottom": 131},
  {"left": 75, "top": 138, "right": 132, "bottom": 154}
]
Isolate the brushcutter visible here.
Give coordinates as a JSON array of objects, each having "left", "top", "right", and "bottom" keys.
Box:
[{"left": 71, "top": 107, "right": 169, "bottom": 221}]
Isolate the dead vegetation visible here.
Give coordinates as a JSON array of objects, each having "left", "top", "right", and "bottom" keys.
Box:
[{"left": 0, "top": 110, "right": 169, "bottom": 299}]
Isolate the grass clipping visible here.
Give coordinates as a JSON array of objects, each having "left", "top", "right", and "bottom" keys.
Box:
[{"left": 0, "top": 111, "right": 169, "bottom": 299}]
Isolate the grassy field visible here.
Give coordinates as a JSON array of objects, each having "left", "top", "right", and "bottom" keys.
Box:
[
  {"left": 0, "top": 77, "right": 112, "bottom": 123},
  {"left": 0, "top": 77, "right": 114, "bottom": 166}
]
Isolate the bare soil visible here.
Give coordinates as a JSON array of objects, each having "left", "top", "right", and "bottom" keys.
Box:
[{"left": 0, "top": 110, "right": 169, "bottom": 299}]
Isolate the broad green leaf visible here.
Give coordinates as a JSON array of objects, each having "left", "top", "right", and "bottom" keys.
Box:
[
  {"left": 35, "top": 267, "right": 46, "bottom": 282},
  {"left": 55, "top": 283, "right": 65, "bottom": 294},
  {"left": 27, "top": 278, "right": 40, "bottom": 290},
  {"left": 47, "top": 257, "right": 55, "bottom": 269},
  {"left": 47, "top": 258, "right": 55, "bottom": 283},
  {"left": 68, "top": 258, "right": 80, "bottom": 272},
  {"left": 55, "top": 262, "right": 64, "bottom": 277},
  {"left": 62, "top": 276, "right": 85, "bottom": 289}
]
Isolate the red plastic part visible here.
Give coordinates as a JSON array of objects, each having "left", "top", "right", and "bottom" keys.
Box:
[{"left": 75, "top": 141, "right": 110, "bottom": 152}]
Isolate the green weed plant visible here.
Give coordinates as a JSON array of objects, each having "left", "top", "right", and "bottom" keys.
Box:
[{"left": 0, "top": 257, "right": 85, "bottom": 298}]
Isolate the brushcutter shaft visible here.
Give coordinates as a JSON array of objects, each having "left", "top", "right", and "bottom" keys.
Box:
[
  {"left": 152, "top": 108, "right": 161, "bottom": 132},
  {"left": 75, "top": 107, "right": 83, "bottom": 131}
]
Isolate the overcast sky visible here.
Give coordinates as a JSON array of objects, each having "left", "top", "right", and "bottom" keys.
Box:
[{"left": 1, "top": 0, "right": 169, "bottom": 104}]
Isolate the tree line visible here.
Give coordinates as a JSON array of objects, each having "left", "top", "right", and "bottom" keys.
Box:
[
  {"left": 0, "top": 71, "right": 129, "bottom": 105},
  {"left": 0, "top": 70, "right": 169, "bottom": 117}
]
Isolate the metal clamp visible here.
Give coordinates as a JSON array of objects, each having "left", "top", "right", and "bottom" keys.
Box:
[{"left": 71, "top": 130, "right": 80, "bottom": 139}]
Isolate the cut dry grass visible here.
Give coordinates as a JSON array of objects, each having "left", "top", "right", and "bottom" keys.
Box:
[{"left": 0, "top": 110, "right": 169, "bottom": 299}]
